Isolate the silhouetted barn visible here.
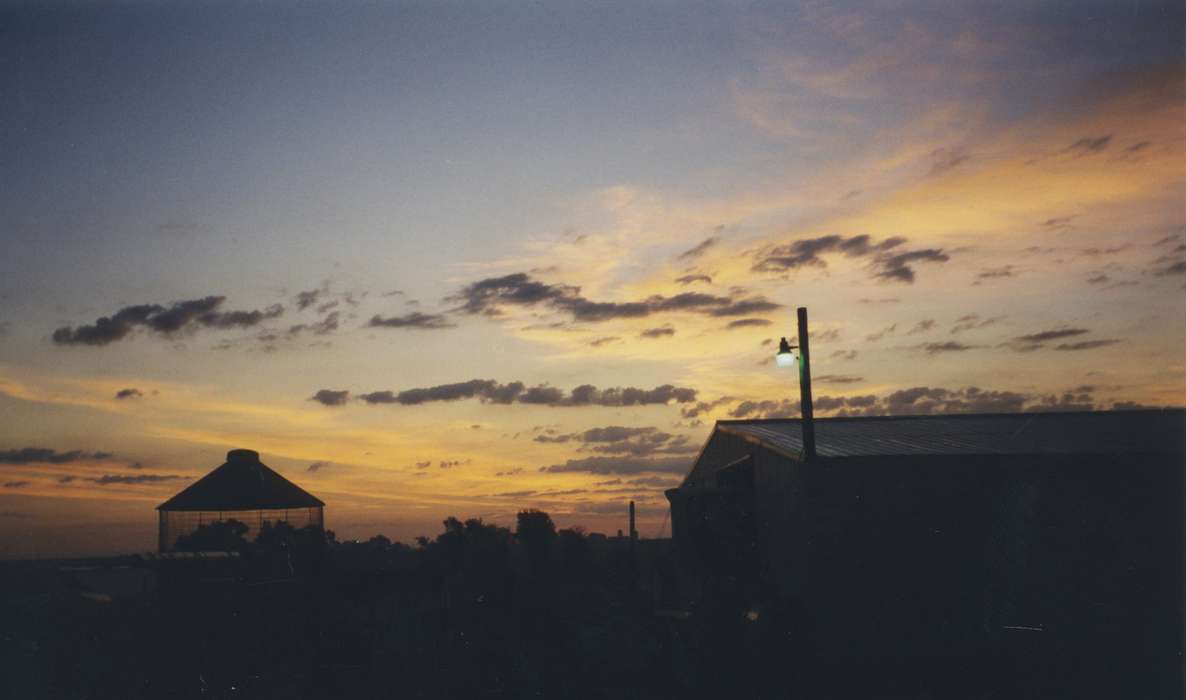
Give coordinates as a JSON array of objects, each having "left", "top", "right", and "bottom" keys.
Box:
[
  {"left": 666, "top": 410, "right": 1184, "bottom": 694},
  {"left": 157, "top": 449, "right": 324, "bottom": 552}
]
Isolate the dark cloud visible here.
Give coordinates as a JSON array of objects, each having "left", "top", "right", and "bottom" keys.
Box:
[
  {"left": 906, "top": 320, "right": 935, "bottom": 335},
  {"left": 975, "top": 266, "right": 1016, "bottom": 280},
  {"left": 575, "top": 428, "right": 652, "bottom": 445},
  {"left": 2, "top": 481, "right": 31, "bottom": 488},
  {"left": 1086, "top": 274, "right": 1110, "bottom": 285},
  {"left": 830, "top": 349, "right": 858, "bottom": 361},
  {"left": 640, "top": 326, "right": 675, "bottom": 339},
  {"left": 491, "top": 490, "right": 538, "bottom": 498},
  {"left": 675, "top": 274, "right": 713, "bottom": 285},
  {"left": 865, "top": 324, "right": 896, "bottom": 342},
  {"left": 725, "top": 318, "right": 772, "bottom": 329},
  {"left": 815, "top": 375, "right": 864, "bottom": 384},
  {"left": 706, "top": 298, "right": 781, "bottom": 317},
  {"left": 307, "top": 461, "right": 329, "bottom": 473},
  {"left": 1126, "top": 141, "right": 1151, "bottom": 152},
  {"left": 1066, "top": 134, "right": 1112, "bottom": 155},
  {"left": 367, "top": 312, "right": 455, "bottom": 329},
  {"left": 1007, "top": 328, "right": 1090, "bottom": 351},
  {"left": 347, "top": 380, "right": 697, "bottom": 408},
  {"left": 539, "top": 456, "right": 690, "bottom": 475},
  {"left": 1018, "top": 328, "right": 1090, "bottom": 343},
  {"left": 0, "top": 448, "right": 113, "bottom": 464},
  {"left": 1039, "top": 215, "right": 1076, "bottom": 230},
  {"left": 1054, "top": 339, "right": 1121, "bottom": 351},
  {"left": 310, "top": 389, "right": 350, "bottom": 406},
  {"left": 90, "top": 474, "right": 189, "bottom": 485},
  {"left": 1026, "top": 388, "right": 1096, "bottom": 413},
  {"left": 1153, "top": 234, "right": 1180, "bottom": 247},
  {"left": 450, "top": 273, "right": 578, "bottom": 316},
  {"left": 873, "top": 248, "right": 950, "bottom": 283},
  {"left": 287, "top": 311, "right": 339, "bottom": 337},
  {"left": 438, "top": 460, "right": 467, "bottom": 469},
  {"left": 295, "top": 289, "right": 322, "bottom": 311},
  {"left": 1111, "top": 401, "right": 1161, "bottom": 410},
  {"left": 115, "top": 388, "right": 143, "bottom": 400},
  {"left": 950, "top": 315, "right": 1001, "bottom": 335},
  {"left": 141, "top": 296, "right": 223, "bottom": 333},
  {"left": 626, "top": 476, "right": 681, "bottom": 487},
  {"left": 589, "top": 336, "right": 620, "bottom": 347},
  {"left": 729, "top": 399, "right": 799, "bottom": 419},
  {"left": 520, "top": 386, "right": 566, "bottom": 404},
  {"left": 920, "top": 341, "right": 976, "bottom": 354},
  {"left": 415, "top": 460, "right": 432, "bottom": 469},
  {"left": 51, "top": 304, "right": 161, "bottom": 346},
  {"left": 880, "top": 387, "right": 1027, "bottom": 415},
  {"left": 1154, "top": 260, "right": 1186, "bottom": 276},
  {"left": 536, "top": 426, "right": 694, "bottom": 458},
  {"left": 1079, "top": 244, "right": 1129, "bottom": 257},
  {"left": 678, "top": 237, "right": 717, "bottom": 260},
  {"left": 753, "top": 234, "right": 903, "bottom": 272},
  {"left": 53, "top": 297, "right": 284, "bottom": 346},
  {"left": 680, "top": 396, "right": 735, "bottom": 419},
  {"left": 495, "top": 467, "right": 523, "bottom": 476},
  {"left": 858, "top": 297, "right": 900, "bottom": 304},
  {"left": 450, "top": 272, "right": 778, "bottom": 323},
  {"left": 752, "top": 234, "right": 947, "bottom": 284},
  {"left": 928, "top": 147, "right": 970, "bottom": 176},
  {"left": 720, "top": 383, "right": 1111, "bottom": 419}
]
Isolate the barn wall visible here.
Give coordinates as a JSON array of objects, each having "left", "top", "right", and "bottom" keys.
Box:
[{"left": 774, "top": 452, "right": 1182, "bottom": 689}]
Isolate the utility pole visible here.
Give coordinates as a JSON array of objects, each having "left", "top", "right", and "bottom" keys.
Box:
[{"left": 797, "top": 307, "right": 817, "bottom": 461}]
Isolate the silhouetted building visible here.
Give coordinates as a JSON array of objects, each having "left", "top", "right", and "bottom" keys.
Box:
[
  {"left": 157, "top": 449, "right": 324, "bottom": 552},
  {"left": 666, "top": 410, "right": 1184, "bottom": 692}
]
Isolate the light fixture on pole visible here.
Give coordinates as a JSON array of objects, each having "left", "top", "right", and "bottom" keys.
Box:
[
  {"left": 775, "top": 337, "right": 797, "bottom": 368},
  {"left": 774, "top": 307, "right": 817, "bottom": 461}
]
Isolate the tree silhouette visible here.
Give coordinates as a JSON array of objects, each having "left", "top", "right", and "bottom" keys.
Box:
[{"left": 516, "top": 509, "right": 557, "bottom": 577}]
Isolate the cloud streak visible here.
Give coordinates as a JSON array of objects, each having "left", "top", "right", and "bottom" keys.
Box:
[
  {"left": 53, "top": 297, "right": 284, "bottom": 346},
  {"left": 450, "top": 272, "right": 779, "bottom": 323},
  {"left": 0, "top": 448, "right": 114, "bottom": 464},
  {"left": 315, "top": 380, "right": 699, "bottom": 408},
  {"left": 367, "top": 312, "right": 455, "bottom": 329},
  {"left": 751, "top": 234, "right": 949, "bottom": 283}
]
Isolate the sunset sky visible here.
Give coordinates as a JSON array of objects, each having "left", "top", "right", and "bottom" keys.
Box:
[{"left": 2, "top": 1, "right": 1184, "bottom": 557}]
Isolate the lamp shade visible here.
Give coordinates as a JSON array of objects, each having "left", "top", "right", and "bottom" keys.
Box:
[{"left": 775, "top": 337, "right": 797, "bottom": 367}]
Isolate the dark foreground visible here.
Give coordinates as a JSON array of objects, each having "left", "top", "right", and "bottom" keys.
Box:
[{"left": 1, "top": 518, "right": 1180, "bottom": 699}]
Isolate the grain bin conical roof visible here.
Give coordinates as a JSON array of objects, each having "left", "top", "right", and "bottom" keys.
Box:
[{"left": 157, "top": 449, "right": 324, "bottom": 511}]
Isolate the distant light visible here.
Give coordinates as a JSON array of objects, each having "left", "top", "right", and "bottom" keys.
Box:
[{"left": 775, "top": 337, "right": 797, "bottom": 368}]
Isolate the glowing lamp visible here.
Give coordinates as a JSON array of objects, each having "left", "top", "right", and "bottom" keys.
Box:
[{"left": 775, "top": 337, "right": 797, "bottom": 368}]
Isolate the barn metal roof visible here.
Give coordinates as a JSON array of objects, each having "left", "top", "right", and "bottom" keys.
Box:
[
  {"left": 157, "top": 449, "right": 324, "bottom": 511},
  {"left": 716, "top": 409, "right": 1186, "bottom": 459}
]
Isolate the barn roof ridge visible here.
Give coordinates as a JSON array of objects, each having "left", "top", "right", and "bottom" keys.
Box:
[{"left": 709, "top": 409, "right": 1185, "bottom": 459}]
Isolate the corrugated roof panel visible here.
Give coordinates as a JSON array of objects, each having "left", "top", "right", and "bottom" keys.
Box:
[{"left": 717, "top": 410, "right": 1186, "bottom": 458}]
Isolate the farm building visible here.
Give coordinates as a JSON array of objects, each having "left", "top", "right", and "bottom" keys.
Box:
[
  {"left": 157, "top": 449, "right": 324, "bottom": 552},
  {"left": 666, "top": 409, "right": 1184, "bottom": 695}
]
